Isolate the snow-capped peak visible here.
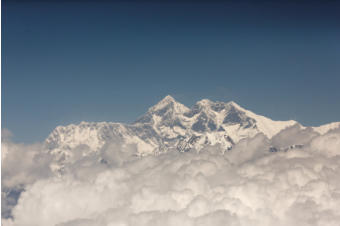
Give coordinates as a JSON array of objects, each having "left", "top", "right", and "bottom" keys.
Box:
[
  {"left": 196, "top": 98, "right": 214, "bottom": 106},
  {"left": 226, "top": 101, "right": 242, "bottom": 109},
  {"left": 147, "top": 95, "right": 190, "bottom": 114},
  {"left": 312, "top": 122, "right": 340, "bottom": 135},
  {"left": 151, "top": 95, "right": 176, "bottom": 110},
  {"left": 223, "top": 101, "right": 298, "bottom": 138}
]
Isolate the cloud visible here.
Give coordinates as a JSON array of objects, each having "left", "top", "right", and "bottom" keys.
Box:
[
  {"left": 309, "top": 128, "right": 340, "bottom": 157},
  {"left": 1, "top": 141, "right": 52, "bottom": 188},
  {"left": 2, "top": 128, "right": 13, "bottom": 142},
  {"left": 3, "top": 127, "right": 340, "bottom": 226},
  {"left": 271, "top": 124, "right": 319, "bottom": 148},
  {"left": 1, "top": 130, "right": 53, "bottom": 218}
]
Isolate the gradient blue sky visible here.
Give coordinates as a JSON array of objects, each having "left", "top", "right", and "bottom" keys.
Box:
[{"left": 2, "top": 0, "right": 340, "bottom": 142}]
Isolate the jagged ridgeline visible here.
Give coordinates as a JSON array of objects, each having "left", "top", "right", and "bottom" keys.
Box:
[{"left": 45, "top": 95, "right": 339, "bottom": 171}]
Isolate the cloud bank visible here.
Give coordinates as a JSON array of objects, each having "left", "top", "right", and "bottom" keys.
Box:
[{"left": 2, "top": 127, "right": 340, "bottom": 226}]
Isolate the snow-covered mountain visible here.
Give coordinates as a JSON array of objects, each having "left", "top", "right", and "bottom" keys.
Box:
[
  {"left": 45, "top": 95, "right": 340, "bottom": 167},
  {"left": 312, "top": 121, "right": 340, "bottom": 135}
]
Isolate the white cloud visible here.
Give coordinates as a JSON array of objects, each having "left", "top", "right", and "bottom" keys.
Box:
[
  {"left": 1, "top": 142, "right": 51, "bottom": 188},
  {"left": 3, "top": 127, "right": 340, "bottom": 226},
  {"left": 1, "top": 130, "right": 53, "bottom": 218}
]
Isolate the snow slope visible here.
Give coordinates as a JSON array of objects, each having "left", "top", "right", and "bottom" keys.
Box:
[{"left": 312, "top": 122, "right": 340, "bottom": 134}]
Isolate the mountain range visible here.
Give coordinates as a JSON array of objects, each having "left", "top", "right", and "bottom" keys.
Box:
[{"left": 45, "top": 95, "right": 340, "bottom": 171}]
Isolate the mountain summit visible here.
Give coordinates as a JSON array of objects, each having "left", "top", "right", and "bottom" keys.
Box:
[
  {"left": 45, "top": 95, "right": 339, "bottom": 171},
  {"left": 147, "top": 95, "right": 189, "bottom": 114}
]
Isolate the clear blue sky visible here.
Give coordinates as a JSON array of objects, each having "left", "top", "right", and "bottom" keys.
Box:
[{"left": 2, "top": 0, "right": 340, "bottom": 143}]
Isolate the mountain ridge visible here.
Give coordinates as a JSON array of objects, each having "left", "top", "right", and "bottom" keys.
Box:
[{"left": 45, "top": 95, "right": 340, "bottom": 170}]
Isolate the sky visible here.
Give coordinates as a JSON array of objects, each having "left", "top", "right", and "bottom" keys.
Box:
[{"left": 2, "top": 0, "right": 340, "bottom": 143}]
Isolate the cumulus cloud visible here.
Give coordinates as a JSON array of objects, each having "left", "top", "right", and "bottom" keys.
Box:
[
  {"left": 1, "top": 130, "right": 54, "bottom": 218},
  {"left": 309, "top": 128, "right": 340, "bottom": 157},
  {"left": 2, "top": 127, "right": 340, "bottom": 226},
  {"left": 271, "top": 124, "right": 319, "bottom": 148},
  {"left": 1, "top": 141, "right": 52, "bottom": 188}
]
